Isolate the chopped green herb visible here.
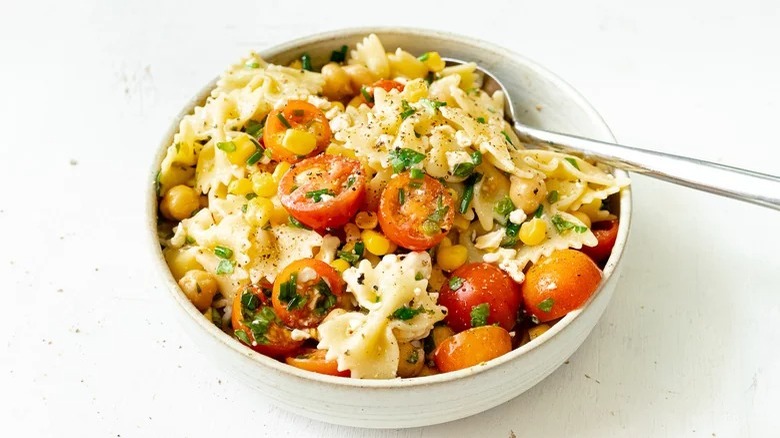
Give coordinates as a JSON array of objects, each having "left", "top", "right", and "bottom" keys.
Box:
[
  {"left": 564, "top": 157, "right": 580, "bottom": 170},
  {"left": 276, "top": 112, "right": 292, "bottom": 129},
  {"left": 547, "top": 190, "right": 559, "bottom": 203},
  {"left": 408, "top": 181, "right": 422, "bottom": 189},
  {"left": 300, "top": 53, "right": 312, "bottom": 71},
  {"left": 476, "top": 117, "right": 486, "bottom": 124},
  {"left": 245, "top": 193, "right": 257, "bottom": 200},
  {"left": 425, "top": 71, "right": 435, "bottom": 85},
  {"left": 155, "top": 171, "right": 161, "bottom": 197},
  {"left": 245, "top": 61, "right": 260, "bottom": 69},
  {"left": 292, "top": 109, "right": 305, "bottom": 117},
  {"left": 551, "top": 214, "right": 587, "bottom": 234},
  {"left": 406, "top": 348, "right": 419, "bottom": 364},
  {"left": 410, "top": 168, "right": 425, "bottom": 179},
  {"left": 184, "top": 236, "right": 195, "bottom": 245},
  {"left": 501, "top": 131, "right": 516, "bottom": 148},
  {"left": 313, "top": 278, "right": 336, "bottom": 315},
  {"left": 360, "top": 86, "right": 374, "bottom": 104},
  {"left": 305, "top": 188, "right": 336, "bottom": 203},
  {"left": 494, "top": 196, "right": 515, "bottom": 216},
  {"left": 389, "top": 148, "right": 426, "bottom": 173},
  {"left": 345, "top": 175, "right": 357, "bottom": 189},
  {"left": 471, "top": 150, "right": 483, "bottom": 165},
  {"left": 537, "top": 297, "right": 554, "bottom": 313},
  {"left": 330, "top": 45, "right": 348, "bottom": 63},
  {"left": 234, "top": 329, "right": 251, "bottom": 345},
  {"left": 241, "top": 204, "right": 248, "bottom": 213},
  {"left": 288, "top": 216, "right": 310, "bottom": 229},
  {"left": 216, "top": 259, "right": 235, "bottom": 275},
  {"left": 452, "top": 162, "right": 475, "bottom": 178},
  {"left": 427, "top": 195, "right": 450, "bottom": 223},
  {"left": 420, "top": 98, "right": 447, "bottom": 111},
  {"left": 459, "top": 172, "right": 483, "bottom": 214},
  {"left": 277, "top": 271, "right": 300, "bottom": 308},
  {"left": 533, "top": 204, "right": 544, "bottom": 218},
  {"left": 470, "top": 303, "right": 490, "bottom": 327},
  {"left": 214, "top": 245, "right": 233, "bottom": 259},
  {"left": 449, "top": 276, "right": 463, "bottom": 290},
  {"left": 216, "top": 141, "right": 236, "bottom": 153},
  {"left": 501, "top": 222, "right": 520, "bottom": 248},
  {"left": 398, "top": 188, "right": 406, "bottom": 205},
  {"left": 415, "top": 272, "right": 424, "bottom": 281},
  {"left": 240, "top": 290, "right": 260, "bottom": 311},
  {"left": 337, "top": 241, "right": 364, "bottom": 265},
  {"left": 421, "top": 220, "right": 440, "bottom": 236},
  {"left": 246, "top": 148, "right": 264, "bottom": 165},
  {"left": 245, "top": 306, "right": 279, "bottom": 345},
  {"left": 417, "top": 52, "right": 430, "bottom": 62},
  {"left": 245, "top": 119, "right": 265, "bottom": 137},
  {"left": 400, "top": 100, "right": 415, "bottom": 119},
  {"left": 391, "top": 306, "right": 424, "bottom": 321}
]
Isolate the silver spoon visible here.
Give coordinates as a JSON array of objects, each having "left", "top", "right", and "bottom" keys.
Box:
[{"left": 444, "top": 58, "right": 780, "bottom": 211}]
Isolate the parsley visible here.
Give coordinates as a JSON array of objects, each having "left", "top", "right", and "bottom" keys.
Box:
[
  {"left": 240, "top": 290, "right": 260, "bottom": 311},
  {"left": 415, "top": 272, "right": 424, "bottom": 281},
  {"left": 300, "top": 53, "right": 312, "bottom": 71},
  {"left": 345, "top": 175, "right": 357, "bottom": 189},
  {"left": 389, "top": 148, "right": 426, "bottom": 173},
  {"left": 453, "top": 162, "right": 475, "bottom": 178},
  {"left": 564, "top": 157, "right": 580, "bottom": 170},
  {"left": 216, "top": 141, "right": 236, "bottom": 153},
  {"left": 449, "top": 276, "right": 463, "bottom": 290},
  {"left": 234, "top": 329, "right": 251, "bottom": 345},
  {"left": 214, "top": 245, "right": 233, "bottom": 259},
  {"left": 360, "top": 86, "right": 374, "bottom": 104},
  {"left": 476, "top": 117, "right": 486, "bottom": 124},
  {"left": 391, "top": 306, "right": 424, "bottom": 320},
  {"left": 537, "top": 297, "right": 554, "bottom": 313},
  {"left": 410, "top": 168, "right": 425, "bottom": 179},
  {"left": 245, "top": 119, "right": 265, "bottom": 137},
  {"left": 533, "top": 204, "right": 544, "bottom": 218},
  {"left": 420, "top": 98, "right": 447, "bottom": 111},
  {"left": 458, "top": 172, "right": 483, "bottom": 214},
  {"left": 398, "top": 188, "right": 406, "bottom": 205},
  {"left": 501, "top": 131, "right": 516, "bottom": 148},
  {"left": 313, "top": 278, "right": 336, "bottom": 315},
  {"left": 330, "top": 45, "right": 348, "bottom": 63},
  {"left": 216, "top": 259, "right": 235, "bottom": 275},
  {"left": 494, "top": 196, "right": 515, "bottom": 216},
  {"left": 245, "top": 193, "right": 257, "bottom": 200},
  {"left": 551, "top": 214, "right": 587, "bottom": 234},
  {"left": 400, "top": 100, "right": 415, "bottom": 119},
  {"left": 246, "top": 148, "right": 264, "bottom": 165},
  {"left": 288, "top": 216, "right": 310, "bottom": 229},
  {"left": 501, "top": 222, "right": 520, "bottom": 248},
  {"left": 406, "top": 349, "right": 420, "bottom": 364},
  {"left": 278, "top": 271, "right": 307, "bottom": 311},
  {"left": 305, "top": 188, "right": 336, "bottom": 203},
  {"left": 470, "top": 303, "right": 490, "bottom": 327},
  {"left": 185, "top": 236, "right": 195, "bottom": 245},
  {"left": 417, "top": 52, "right": 430, "bottom": 62},
  {"left": 244, "top": 306, "right": 279, "bottom": 345},
  {"left": 276, "top": 112, "right": 292, "bottom": 129},
  {"left": 337, "top": 241, "right": 364, "bottom": 265},
  {"left": 547, "top": 190, "right": 559, "bottom": 203},
  {"left": 471, "top": 150, "right": 482, "bottom": 165}
]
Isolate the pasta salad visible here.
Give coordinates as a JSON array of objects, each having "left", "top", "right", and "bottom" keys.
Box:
[{"left": 156, "top": 34, "right": 629, "bottom": 379}]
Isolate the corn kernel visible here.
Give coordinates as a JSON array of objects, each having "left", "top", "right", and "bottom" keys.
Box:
[
  {"left": 251, "top": 172, "right": 277, "bottom": 197},
  {"left": 330, "top": 259, "right": 351, "bottom": 273},
  {"left": 344, "top": 223, "right": 361, "bottom": 243},
  {"left": 348, "top": 95, "right": 363, "bottom": 108},
  {"left": 228, "top": 178, "right": 253, "bottom": 196},
  {"left": 401, "top": 78, "right": 429, "bottom": 102},
  {"left": 281, "top": 129, "right": 317, "bottom": 155},
  {"left": 272, "top": 161, "right": 291, "bottom": 182},
  {"left": 572, "top": 211, "right": 592, "bottom": 229},
  {"left": 244, "top": 197, "right": 273, "bottom": 228},
  {"left": 225, "top": 135, "right": 256, "bottom": 166},
  {"left": 528, "top": 324, "right": 550, "bottom": 340},
  {"left": 362, "top": 229, "right": 392, "bottom": 256},
  {"left": 421, "top": 51, "right": 445, "bottom": 72},
  {"left": 437, "top": 244, "right": 468, "bottom": 271},
  {"left": 439, "top": 237, "right": 453, "bottom": 248},
  {"left": 519, "top": 218, "right": 547, "bottom": 246},
  {"left": 453, "top": 215, "right": 471, "bottom": 231},
  {"left": 325, "top": 143, "right": 357, "bottom": 159},
  {"left": 355, "top": 211, "right": 378, "bottom": 229}
]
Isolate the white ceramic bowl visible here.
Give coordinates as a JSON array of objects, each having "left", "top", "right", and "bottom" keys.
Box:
[{"left": 146, "top": 27, "right": 632, "bottom": 429}]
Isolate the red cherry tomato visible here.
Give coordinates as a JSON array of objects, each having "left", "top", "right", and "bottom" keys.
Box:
[
  {"left": 581, "top": 220, "right": 619, "bottom": 264},
  {"left": 231, "top": 285, "right": 303, "bottom": 358},
  {"left": 272, "top": 259, "right": 343, "bottom": 329},
  {"left": 433, "top": 326, "right": 512, "bottom": 373},
  {"left": 278, "top": 154, "right": 367, "bottom": 230},
  {"left": 378, "top": 172, "right": 454, "bottom": 250},
  {"left": 522, "top": 249, "right": 602, "bottom": 323},
  {"left": 263, "top": 100, "right": 332, "bottom": 163},
  {"left": 285, "top": 348, "right": 349, "bottom": 377},
  {"left": 438, "top": 263, "right": 522, "bottom": 332}
]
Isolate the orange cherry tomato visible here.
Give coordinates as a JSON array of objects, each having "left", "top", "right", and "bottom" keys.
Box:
[
  {"left": 278, "top": 154, "right": 367, "bottom": 230},
  {"left": 263, "top": 100, "right": 332, "bottom": 163},
  {"left": 231, "top": 285, "right": 303, "bottom": 358},
  {"left": 378, "top": 172, "right": 454, "bottom": 250},
  {"left": 359, "top": 79, "right": 405, "bottom": 107},
  {"left": 285, "top": 348, "right": 350, "bottom": 377},
  {"left": 581, "top": 219, "right": 619, "bottom": 265},
  {"left": 272, "top": 258, "right": 343, "bottom": 329},
  {"left": 438, "top": 263, "right": 522, "bottom": 333},
  {"left": 433, "top": 325, "right": 512, "bottom": 373},
  {"left": 521, "top": 249, "right": 603, "bottom": 323}
]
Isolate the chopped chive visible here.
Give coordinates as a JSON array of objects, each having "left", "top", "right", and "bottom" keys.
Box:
[
  {"left": 564, "top": 157, "right": 580, "bottom": 170},
  {"left": 470, "top": 303, "right": 490, "bottom": 327},
  {"left": 234, "top": 329, "right": 251, "bottom": 344},
  {"left": 537, "top": 297, "right": 554, "bottom": 313},
  {"left": 276, "top": 113, "right": 292, "bottom": 129},
  {"left": 398, "top": 188, "right": 406, "bottom": 205},
  {"left": 551, "top": 214, "right": 587, "bottom": 234},
  {"left": 245, "top": 119, "right": 265, "bottom": 137},
  {"left": 417, "top": 52, "right": 430, "bottom": 62},
  {"left": 501, "top": 131, "right": 515, "bottom": 148},
  {"left": 476, "top": 117, "right": 486, "bottom": 124},
  {"left": 185, "top": 236, "right": 195, "bottom": 245},
  {"left": 241, "top": 290, "right": 260, "bottom": 311},
  {"left": 415, "top": 272, "right": 424, "bottom": 281},
  {"left": 216, "top": 259, "right": 234, "bottom": 275},
  {"left": 449, "top": 276, "right": 463, "bottom": 290},
  {"left": 389, "top": 148, "right": 426, "bottom": 173},
  {"left": 245, "top": 61, "right": 260, "bottom": 69},
  {"left": 400, "top": 100, "right": 415, "bottom": 119},
  {"left": 470, "top": 150, "right": 482, "bottom": 165},
  {"left": 345, "top": 175, "right": 357, "bottom": 189},
  {"left": 452, "top": 162, "right": 475, "bottom": 178},
  {"left": 494, "top": 196, "right": 515, "bottom": 216},
  {"left": 217, "top": 141, "right": 236, "bottom": 153},
  {"left": 501, "top": 222, "right": 521, "bottom": 248},
  {"left": 459, "top": 172, "right": 483, "bottom": 214},
  {"left": 547, "top": 190, "right": 559, "bottom": 203},
  {"left": 246, "top": 149, "right": 264, "bottom": 165},
  {"left": 305, "top": 188, "right": 336, "bottom": 203},
  {"left": 214, "top": 245, "right": 233, "bottom": 259},
  {"left": 420, "top": 98, "right": 447, "bottom": 111},
  {"left": 330, "top": 45, "right": 348, "bottom": 63},
  {"left": 391, "top": 306, "right": 424, "bottom": 320},
  {"left": 360, "top": 86, "right": 374, "bottom": 104},
  {"left": 410, "top": 168, "right": 425, "bottom": 179},
  {"left": 300, "top": 53, "right": 312, "bottom": 71},
  {"left": 533, "top": 204, "right": 544, "bottom": 218},
  {"left": 288, "top": 216, "right": 310, "bottom": 229}
]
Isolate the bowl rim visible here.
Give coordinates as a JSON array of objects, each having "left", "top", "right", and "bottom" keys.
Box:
[{"left": 146, "top": 26, "right": 632, "bottom": 389}]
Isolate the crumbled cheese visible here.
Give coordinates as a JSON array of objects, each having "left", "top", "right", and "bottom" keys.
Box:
[
  {"left": 475, "top": 228, "right": 505, "bottom": 250},
  {"left": 455, "top": 130, "right": 473, "bottom": 147},
  {"left": 291, "top": 329, "right": 312, "bottom": 341},
  {"left": 509, "top": 209, "right": 527, "bottom": 225},
  {"left": 315, "top": 234, "right": 341, "bottom": 264},
  {"left": 445, "top": 151, "right": 472, "bottom": 176},
  {"left": 298, "top": 267, "right": 318, "bottom": 283}
]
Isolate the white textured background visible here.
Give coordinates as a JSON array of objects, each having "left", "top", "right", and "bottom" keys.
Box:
[{"left": 1, "top": 1, "right": 779, "bottom": 437}]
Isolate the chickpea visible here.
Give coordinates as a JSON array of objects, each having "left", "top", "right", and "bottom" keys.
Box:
[
  {"left": 342, "top": 64, "right": 374, "bottom": 91},
  {"left": 431, "top": 325, "right": 455, "bottom": 349},
  {"left": 396, "top": 342, "right": 425, "bottom": 377},
  {"left": 321, "top": 62, "right": 353, "bottom": 100},
  {"left": 509, "top": 175, "right": 547, "bottom": 214},
  {"left": 178, "top": 269, "right": 219, "bottom": 311},
  {"left": 160, "top": 185, "right": 200, "bottom": 221}
]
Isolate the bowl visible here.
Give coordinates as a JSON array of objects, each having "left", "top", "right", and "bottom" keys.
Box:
[{"left": 146, "top": 27, "right": 632, "bottom": 429}]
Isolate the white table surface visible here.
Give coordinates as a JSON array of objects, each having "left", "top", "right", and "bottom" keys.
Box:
[{"left": 2, "top": 0, "right": 779, "bottom": 436}]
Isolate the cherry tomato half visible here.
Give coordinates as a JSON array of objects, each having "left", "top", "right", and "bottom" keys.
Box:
[
  {"left": 285, "top": 348, "right": 349, "bottom": 377},
  {"left": 278, "top": 154, "right": 367, "bottom": 230},
  {"left": 378, "top": 172, "right": 454, "bottom": 250},
  {"left": 433, "top": 325, "right": 512, "bottom": 373},
  {"left": 438, "top": 263, "right": 522, "bottom": 333},
  {"left": 263, "top": 100, "right": 332, "bottom": 163},
  {"left": 581, "top": 219, "right": 619, "bottom": 265},
  {"left": 272, "top": 258, "right": 343, "bottom": 329},
  {"left": 358, "top": 79, "right": 405, "bottom": 107},
  {"left": 231, "top": 286, "right": 303, "bottom": 358},
  {"left": 522, "top": 249, "right": 602, "bottom": 323}
]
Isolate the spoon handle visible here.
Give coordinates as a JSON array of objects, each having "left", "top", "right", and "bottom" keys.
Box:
[{"left": 513, "top": 124, "right": 780, "bottom": 211}]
